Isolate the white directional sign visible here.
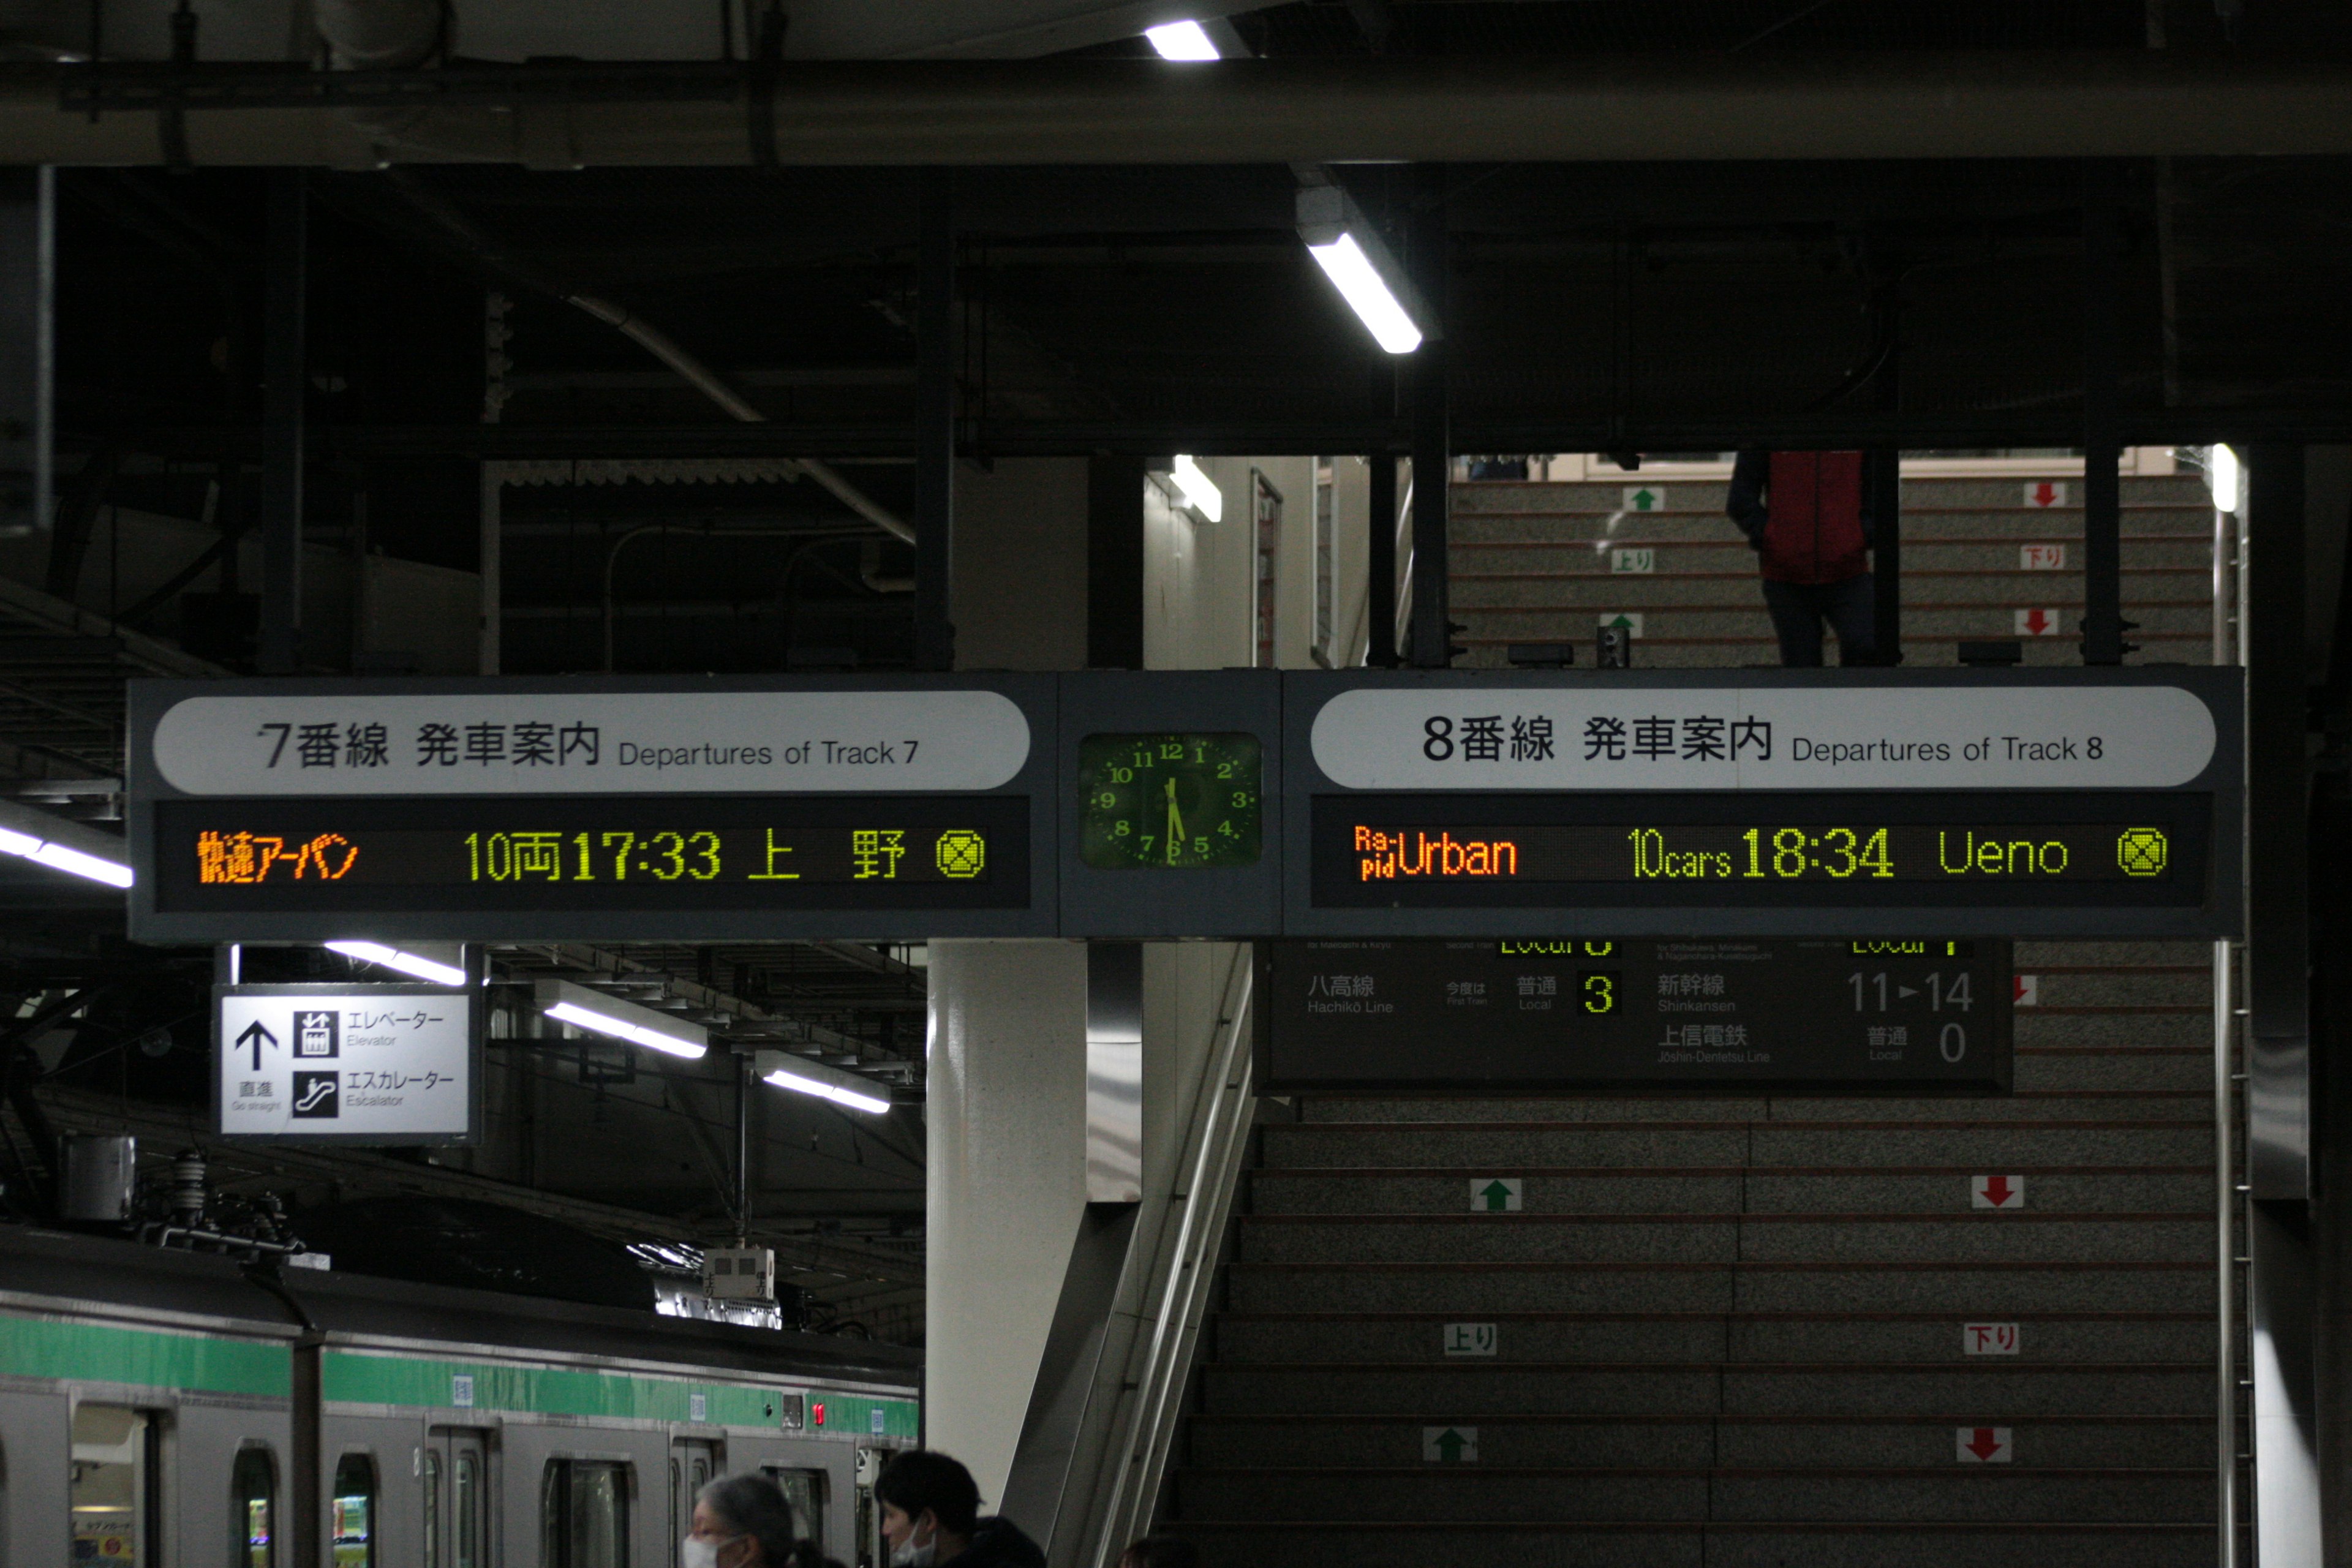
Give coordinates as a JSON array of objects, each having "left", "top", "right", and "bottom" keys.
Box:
[
  {"left": 152, "top": 689, "right": 1031, "bottom": 796},
  {"left": 217, "top": 984, "right": 475, "bottom": 1141}
]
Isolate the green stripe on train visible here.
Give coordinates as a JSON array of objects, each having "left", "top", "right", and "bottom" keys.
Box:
[
  {"left": 325, "top": 1350, "right": 916, "bottom": 1436},
  {"left": 0, "top": 1313, "right": 290, "bottom": 1397}
]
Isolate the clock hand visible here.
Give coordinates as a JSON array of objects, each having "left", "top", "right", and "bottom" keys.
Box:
[{"left": 1165, "top": 777, "right": 1185, "bottom": 861}]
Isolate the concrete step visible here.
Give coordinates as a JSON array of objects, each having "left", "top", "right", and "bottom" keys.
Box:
[
  {"left": 1262, "top": 1121, "right": 2212, "bottom": 1169},
  {"left": 2013, "top": 1049, "right": 2208, "bottom": 1093},
  {"left": 1295, "top": 1094, "right": 2207, "bottom": 1126},
  {"left": 1223, "top": 1261, "right": 2209, "bottom": 1315},
  {"left": 1234, "top": 1213, "right": 2211, "bottom": 1266},
  {"left": 2021, "top": 970, "right": 2213, "bottom": 1006},
  {"left": 1212, "top": 1313, "right": 2213, "bottom": 1365},
  {"left": 1248, "top": 1166, "right": 2211, "bottom": 1215},
  {"left": 1450, "top": 537, "right": 2215, "bottom": 568},
  {"left": 1455, "top": 576, "right": 2211, "bottom": 612},
  {"left": 1174, "top": 1465, "right": 2211, "bottom": 1523},
  {"left": 2016, "top": 1013, "right": 2209, "bottom": 1049},
  {"left": 1195, "top": 1361, "right": 2209, "bottom": 1417},
  {"left": 1452, "top": 603, "right": 2215, "bottom": 639},
  {"left": 1174, "top": 1520, "right": 2216, "bottom": 1568},
  {"left": 1453, "top": 638, "right": 2217, "bottom": 669},
  {"left": 1185, "top": 1413, "right": 2217, "bottom": 1469}
]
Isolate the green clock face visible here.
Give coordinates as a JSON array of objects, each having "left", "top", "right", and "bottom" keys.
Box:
[{"left": 1079, "top": 733, "right": 1263, "bottom": 869}]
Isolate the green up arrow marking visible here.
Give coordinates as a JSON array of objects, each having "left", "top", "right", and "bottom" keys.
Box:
[
  {"left": 1480, "top": 1180, "right": 1514, "bottom": 1212},
  {"left": 1632, "top": 489, "right": 1656, "bottom": 510},
  {"left": 1607, "top": 615, "right": 1634, "bottom": 630},
  {"left": 1434, "top": 1428, "right": 1469, "bottom": 1461}
]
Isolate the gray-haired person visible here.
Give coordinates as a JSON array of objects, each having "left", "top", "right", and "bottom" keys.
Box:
[{"left": 686, "top": 1472, "right": 835, "bottom": 1568}]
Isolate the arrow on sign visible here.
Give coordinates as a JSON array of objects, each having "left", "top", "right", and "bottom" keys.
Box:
[
  {"left": 1631, "top": 489, "right": 1657, "bottom": 511},
  {"left": 1958, "top": 1427, "right": 2011, "bottom": 1463},
  {"left": 2014, "top": 974, "right": 2039, "bottom": 1006},
  {"left": 2015, "top": 608, "right": 2059, "bottom": 636},
  {"left": 1423, "top": 1426, "right": 1479, "bottom": 1462},
  {"left": 1973, "top": 1174, "right": 2025, "bottom": 1210},
  {"left": 236, "top": 1019, "right": 276, "bottom": 1072},
  {"left": 2030, "top": 481, "right": 2060, "bottom": 508},
  {"left": 1479, "top": 1180, "right": 1515, "bottom": 1212}
]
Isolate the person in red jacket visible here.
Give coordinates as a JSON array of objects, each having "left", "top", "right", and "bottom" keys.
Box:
[{"left": 1725, "top": 450, "right": 1877, "bottom": 666}]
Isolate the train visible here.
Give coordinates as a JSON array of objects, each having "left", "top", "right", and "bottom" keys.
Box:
[{"left": 0, "top": 1223, "right": 922, "bottom": 1568}]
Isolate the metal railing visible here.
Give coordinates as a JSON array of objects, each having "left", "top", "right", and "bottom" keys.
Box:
[{"left": 1074, "top": 946, "right": 1257, "bottom": 1568}]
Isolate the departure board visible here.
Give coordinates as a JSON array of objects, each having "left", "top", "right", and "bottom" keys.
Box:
[
  {"left": 151, "top": 796, "right": 1027, "bottom": 916},
  {"left": 1261, "top": 937, "right": 2013, "bottom": 1091},
  {"left": 1311, "top": 790, "right": 2209, "bottom": 914}
]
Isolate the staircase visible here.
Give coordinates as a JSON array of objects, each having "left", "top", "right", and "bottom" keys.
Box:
[
  {"left": 1446, "top": 467, "right": 2217, "bottom": 668},
  {"left": 1172, "top": 948, "right": 2222, "bottom": 1566}
]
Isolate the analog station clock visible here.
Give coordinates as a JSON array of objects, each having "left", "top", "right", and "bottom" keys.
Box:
[{"left": 1079, "top": 733, "right": 1263, "bottom": 869}]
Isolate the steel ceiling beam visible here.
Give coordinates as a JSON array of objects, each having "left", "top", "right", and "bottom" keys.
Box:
[{"left": 13, "top": 52, "right": 2352, "bottom": 165}]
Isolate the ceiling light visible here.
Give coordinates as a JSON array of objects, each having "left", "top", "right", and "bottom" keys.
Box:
[
  {"left": 326, "top": 941, "right": 468, "bottom": 988},
  {"left": 0, "top": 800, "right": 132, "bottom": 888},
  {"left": 755, "top": 1049, "right": 893, "bottom": 1115},
  {"left": 1170, "top": 454, "right": 1224, "bottom": 522},
  {"left": 1145, "top": 20, "right": 1219, "bottom": 59},
  {"left": 1295, "top": 184, "right": 1431, "bottom": 356},
  {"left": 2207, "top": 445, "right": 2241, "bottom": 515},
  {"left": 537, "top": 978, "right": 707, "bottom": 1060}
]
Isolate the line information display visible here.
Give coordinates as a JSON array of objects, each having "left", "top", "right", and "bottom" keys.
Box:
[
  {"left": 1313, "top": 790, "right": 2208, "bottom": 911},
  {"left": 1261, "top": 937, "right": 2013, "bottom": 1091},
  {"left": 155, "top": 795, "right": 1027, "bottom": 914}
]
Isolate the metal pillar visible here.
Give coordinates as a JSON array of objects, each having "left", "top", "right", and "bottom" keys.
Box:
[
  {"left": 1867, "top": 449, "right": 1901, "bottom": 663},
  {"left": 914, "top": 168, "right": 957, "bottom": 673},
  {"left": 2079, "top": 161, "right": 2128, "bottom": 666},
  {"left": 1406, "top": 170, "right": 1451, "bottom": 669},
  {"left": 0, "top": 167, "right": 51, "bottom": 541},
  {"left": 1366, "top": 452, "right": 1398, "bottom": 668},
  {"left": 2244, "top": 443, "right": 2320, "bottom": 1566},
  {"left": 257, "top": 172, "right": 306, "bottom": 674},
  {"left": 1086, "top": 455, "right": 1146, "bottom": 670}
]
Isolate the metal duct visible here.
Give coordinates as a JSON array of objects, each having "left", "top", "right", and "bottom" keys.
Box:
[{"left": 15, "top": 52, "right": 2352, "bottom": 165}]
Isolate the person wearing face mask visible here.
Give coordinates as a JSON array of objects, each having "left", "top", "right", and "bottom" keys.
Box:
[
  {"left": 685, "top": 1472, "right": 835, "bottom": 1568},
  {"left": 874, "top": 1452, "right": 1044, "bottom": 1568}
]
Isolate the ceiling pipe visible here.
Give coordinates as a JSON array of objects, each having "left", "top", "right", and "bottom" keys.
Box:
[
  {"left": 374, "top": 172, "right": 918, "bottom": 544},
  {"left": 18, "top": 53, "right": 2352, "bottom": 165}
]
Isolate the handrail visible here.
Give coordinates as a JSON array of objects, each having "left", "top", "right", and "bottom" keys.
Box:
[{"left": 1077, "top": 945, "right": 1256, "bottom": 1568}]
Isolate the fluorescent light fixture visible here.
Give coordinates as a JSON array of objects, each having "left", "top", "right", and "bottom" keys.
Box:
[
  {"left": 755, "top": 1049, "right": 893, "bottom": 1116},
  {"left": 537, "top": 977, "right": 707, "bottom": 1061},
  {"left": 1170, "top": 454, "right": 1224, "bottom": 522},
  {"left": 326, "top": 941, "right": 469, "bottom": 988},
  {"left": 0, "top": 800, "right": 132, "bottom": 888},
  {"left": 2208, "top": 444, "right": 2241, "bottom": 514},
  {"left": 1295, "top": 184, "right": 1433, "bottom": 356},
  {"left": 1145, "top": 20, "right": 1219, "bottom": 59}
]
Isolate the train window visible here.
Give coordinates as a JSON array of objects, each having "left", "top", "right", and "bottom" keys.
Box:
[
  {"left": 333, "top": 1454, "right": 378, "bottom": 1568},
  {"left": 71, "top": 1404, "right": 153, "bottom": 1568},
  {"left": 232, "top": 1447, "right": 277, "bottom": 1567},
  {"left": 453, "top": 1450, "right": 481, "bottom": 1568},
  {"left": 763, "top": 1469, "right": 827, "bottom": 1553},
  {"left": 541, "top": 1460, "right": 630, "bottom": 1568},
  {"left": 422, "top": 1450, "right": 443, "bottom": 1568}
]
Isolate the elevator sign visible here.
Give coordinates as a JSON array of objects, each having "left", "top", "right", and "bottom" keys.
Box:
[{"left": 216, "top": 984, "right": 480, "bottom": 1144}]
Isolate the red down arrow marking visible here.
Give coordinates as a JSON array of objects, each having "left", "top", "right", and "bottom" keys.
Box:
[
  {"left": 1981, "top": 1175, "right": 2014, "bottom": 1207},
  {"left": 1964, "top": 1429, "right": 2006, "bottom": 1460}
]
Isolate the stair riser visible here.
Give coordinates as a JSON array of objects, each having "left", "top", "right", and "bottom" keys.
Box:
[
  {"left": 1237, "top": 1218, "right": 2211, "bottom": 1266},
  {"left": 1199, "top": 1367, "right": 2207, "bottom": 1417},
  {"left": 1226, "top": 1267, "right": 2207, "bottom": 1314},
  {"left": 1456, "top": 606, "right": 2215, "bottom": 638},
  {"left": 1457, "top": 641, "right": 2218, "bottom": 670},
  {"left": 1250, "top": 1170, "right": 2209, "bottom": 1215},
  {"left": 1264, "top": 1127, "right": 2211, "bottom": 1167},
  {"left": 1185, "top": 1419, "right": 2215, "bottom": 1469},
  {"left": 1295, "top": 1093, "right": 2204, "bottom": 1124},
  {"left": 1178, "top": 1523, "right": 2216, "bottom": 1568},
  {"left": 1175, "top": 1471, "right": 2209, "bottom": 1524},
  {"left": 1214, "top": 1319, "right": 2214, "bottom": 1365},
  {"left": 2013, "top": 1054, "right": 2206, "bottom": 1092},
  {"left": 1458, "top": 577, "right": 2209, "bottom": 609}
]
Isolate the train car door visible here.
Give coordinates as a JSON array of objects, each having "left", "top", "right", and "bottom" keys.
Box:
[
  {"left": 668, "top": 1438, "right": 723, "bottom": 1560},
  {"left": 423, "top": 1427, "right": 493, "bottom": 1568}
]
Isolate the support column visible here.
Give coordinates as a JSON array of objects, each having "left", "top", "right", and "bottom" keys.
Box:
[
  {"left": 2244, "top": 443, "right": 2320, "bottom": 1565},
  {"left": 1087, "top": 455, "right": 1145, "bottom": 671},
  {"left": 258, "top": 172, "right": 306, "bottom": 675},
  {"left": 924, "top": 940, "right": 1090, "bottom": 1499},
  {"left": 2079, "top": 161, "right": 2128, "bottom": 666},
  {"left": 1406, "top": 168, "right": 1452, "bottom": 669},
  {"left": 914, "top": 169, "right": 957, "bottom": 673}
]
